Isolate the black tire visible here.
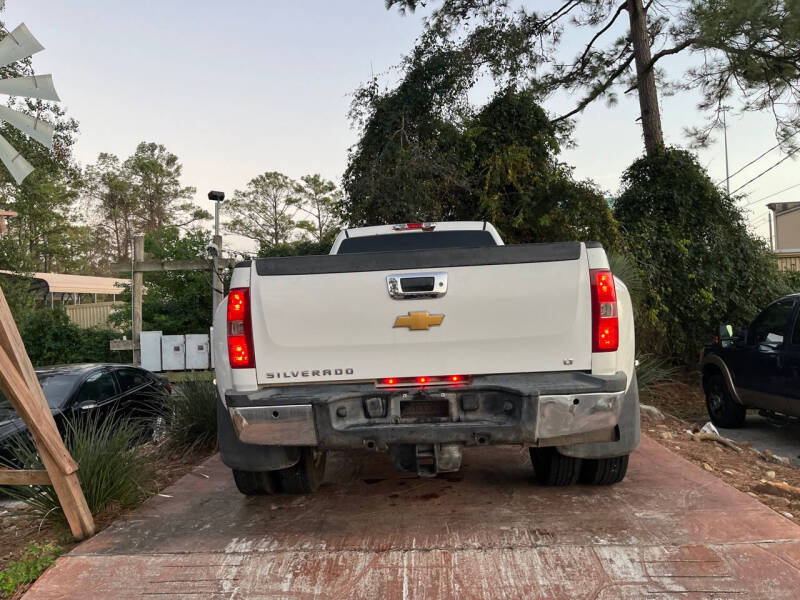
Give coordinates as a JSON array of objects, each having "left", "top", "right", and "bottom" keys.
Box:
[
  {"left": 705, "top": 371, "right": 746, "bottom": 428},
  {"left": 580, "top": 455, "right": 629, "bottom": 485},
  {"left": 529, "top": 447, "right": 582, "bottom": 486},
  {"left": 274, "top": 448, "right": 327, "bottom": 494},
  {"left": 233, "top": 469, "right": 277, "bottom": 495}
]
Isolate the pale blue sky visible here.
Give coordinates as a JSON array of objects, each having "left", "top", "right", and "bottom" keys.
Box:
[{"left": 6, "top": 0, "right": 797, "bottom": 250}]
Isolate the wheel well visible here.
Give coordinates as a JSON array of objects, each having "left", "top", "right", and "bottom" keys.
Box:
[{"left": 702, "top": 363, "right": 722, "bottom": 392}]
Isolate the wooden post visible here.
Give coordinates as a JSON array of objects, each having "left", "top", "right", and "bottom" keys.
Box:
[
  {"left": 0, "top": 287, "right": 95, "bottom": 539},
  {"left": 132, "top": 235, "right": 144, "bottom": 366}
]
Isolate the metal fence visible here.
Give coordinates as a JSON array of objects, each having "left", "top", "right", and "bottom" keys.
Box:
[
  {"left": 64, "top": 301, "right": 121, "bottom": 329},
  {"left": 777, "top": 254, "right": 800, "bottom": 272}
]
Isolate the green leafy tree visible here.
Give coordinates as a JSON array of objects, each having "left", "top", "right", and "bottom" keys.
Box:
[
  {"left": 124, "top": 142, "right": 208, "bottom": 232},
  {"left": 385, "top": 0, "right": 800, "bottom": 154},
  {"left": 469, "top": 87, "right": 618, "bottom": 246},
  {"left": 293, "top": 174, "right": 342, "bottom": 242},
  {"left": 258, "top": 230, "right": 338, "bottom": 258},
  {"left": 83, "top": 153, "right": 137, "bottom": 261},
  {"left": 615, "top": 148, "right": 792, "bottom": 361},
  {"left": 0, "top": 276, "right": 35, "bottom": 329},
  {"left": 83, "top": 144, "right": 210, "bottom": 266},
  {"left": 344, "top": 82, "right": 618, "bottom": 247},
  {"left": 110, "top": 227, "right": 224, "bottom": 335},
  {"left": 225, "top": 171, "right": 301, "bottom": 252}
]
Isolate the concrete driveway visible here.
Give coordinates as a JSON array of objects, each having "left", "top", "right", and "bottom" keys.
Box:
[{"left": 25, "top": 437, "right": 800, "bottom": 599}]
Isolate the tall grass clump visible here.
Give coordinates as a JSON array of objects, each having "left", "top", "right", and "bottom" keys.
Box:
[
  {"left": 163, "top": 378, "right": 217, "bottom": 450},
  {"left": 2, "top": 412, "right": 152, "bottom": 522},
  {"left": 635, "top": 353, "right": 677, "bottom": 392}
]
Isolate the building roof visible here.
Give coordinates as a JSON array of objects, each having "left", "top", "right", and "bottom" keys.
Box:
[
  {"left": 0, "top": 271, "right": 129, "bottom": 295},
  {"left": 0, "top": 210, "right": 17, "bottom": 216},
  {"left": 767, "top": 201, "right": 800, "bottom": 214}
]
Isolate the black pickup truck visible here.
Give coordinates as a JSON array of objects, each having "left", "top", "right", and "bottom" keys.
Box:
[{"left": 702, "top": 294, "right": 800, "bottom": 427}]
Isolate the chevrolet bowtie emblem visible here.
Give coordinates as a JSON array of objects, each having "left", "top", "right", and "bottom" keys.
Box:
[{"left": 393, "top": 311, "right": 445, "bottom": 331}]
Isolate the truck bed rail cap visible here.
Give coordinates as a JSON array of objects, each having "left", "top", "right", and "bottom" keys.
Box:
[{"left": 254, "top": 241, "right": 586, "bottom": 276}]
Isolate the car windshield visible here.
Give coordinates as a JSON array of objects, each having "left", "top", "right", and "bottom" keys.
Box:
[{"left": 0, "top": 372, "right": 79, "bottom": 417}]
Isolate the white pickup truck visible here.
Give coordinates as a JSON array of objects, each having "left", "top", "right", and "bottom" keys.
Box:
[{"left": 213, "top": 222, "right": 639, "bottom": 494}]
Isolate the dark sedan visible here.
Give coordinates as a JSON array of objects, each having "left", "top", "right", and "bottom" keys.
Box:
[{"left": 0, "top": 363, "right": 171, "bottom": 462}]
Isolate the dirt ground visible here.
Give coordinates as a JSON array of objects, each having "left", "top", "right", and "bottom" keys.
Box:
[
  {"left": 0, "top": 445, "right": 214, "bottom": 599},
  {"left": 640, "top": 372, "right": 708, "bottom": 421},
  {"left": 641, "top": 379, "right": 800, "bottom": 525}
]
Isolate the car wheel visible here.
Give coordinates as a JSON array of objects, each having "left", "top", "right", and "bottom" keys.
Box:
[
  {"left": 705, "top": 371, "right": 746, "bottom": 428},
  {"left": 580, "top": 455, "right": 629, "bottom": 485},
  {"left": 529, "top": 447, "right": 582, "bottom": 486},
  {"left": 274, "top": 448, "right": 327, "bottom": 494},
  {"left": 233, "top": 469, "right": 277, "bottom": 495}
]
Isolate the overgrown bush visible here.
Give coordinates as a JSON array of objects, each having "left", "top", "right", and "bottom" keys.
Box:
[
  {"left": 162, "top": 378, "right": 218, "bottom": 450},
  {"left": 0, "top": 543, "right": 62, "bottom": 598},
  {"left": 17, "top": 306, "right": 123, "bottom": 367},
  {"left": 615, "top": 148, "right": 792, "bottom": 363},
  {"left": 343, "top": 85, "right": 620, "bottom": 249},
  {"left": 2, "top": 412, "right": 152, "bottom": 521}
]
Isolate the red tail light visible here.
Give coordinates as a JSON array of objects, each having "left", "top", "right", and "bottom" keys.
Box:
[
  {"left": 590, "top": 269, "right": 619, "bottom": 352},
  {"left": 392, "top": 222, "right": 436, "bottom": 231},
  {"left": 377, "top": 375, "right": 470, "bottom": 387},
  {"left": 227, "top": 288, "right": 255, "bottom": 368}
]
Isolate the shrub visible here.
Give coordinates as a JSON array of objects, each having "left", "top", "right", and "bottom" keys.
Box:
[
  {"left": 2, "top": 412, "right": 152, "bottom": 521},
  {"left": 615, "top": 148, "right": 791, "bottom": 363},
  {"left": 17, "top": 307, "right": 124, "bottom": 367},
  {"left": 162, "top": 378, "right": 218, "bottom": 450},
  {"left": 0, "top": 543, "right": 62, "bottom": 598}
]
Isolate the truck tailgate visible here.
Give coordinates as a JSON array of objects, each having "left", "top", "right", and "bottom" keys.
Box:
[{"left": 249, "top": 242, "right": 592, "bottom": 385}]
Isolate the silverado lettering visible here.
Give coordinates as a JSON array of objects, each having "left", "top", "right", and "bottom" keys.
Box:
[{"left": 265, "top": 368, "right": 354, "bottom": 379}]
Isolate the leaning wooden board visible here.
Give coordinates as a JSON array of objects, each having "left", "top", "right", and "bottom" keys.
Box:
[{"left": 0, "top": 286, "right": 95, "bottom": 539}]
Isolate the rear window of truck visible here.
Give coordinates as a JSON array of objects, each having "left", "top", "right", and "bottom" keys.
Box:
[{"left": 337, "top": 230, "right": 497, "bottom": 254}]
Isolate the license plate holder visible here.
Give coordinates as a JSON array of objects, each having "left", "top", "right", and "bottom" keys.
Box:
[{"left": 400, "top": 399, "right": 449, "bottom": 420}]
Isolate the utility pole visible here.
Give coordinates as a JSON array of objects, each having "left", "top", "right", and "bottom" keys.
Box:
[
  {"left": 208, "top": 191, "right": 225, "bottom": 323},
  {"left": 132, "top": 235, "right": 144, "bottom": 366},
  {"left": 722, "top": 108, "right": 731, "bottom": 197},
  {"left": 768, "top": 209, "right": 774, "bottom": 251}
]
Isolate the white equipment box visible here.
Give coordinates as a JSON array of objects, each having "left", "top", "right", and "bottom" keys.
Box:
[
  {"left": 185, "top": 334, "right": 210, "bottom": 370},
  {"left": 161, "top": 335, "right": 186, "bottom": 371},
  {"left": 140, "top": 331, "right": 163, "bottom": 372}
]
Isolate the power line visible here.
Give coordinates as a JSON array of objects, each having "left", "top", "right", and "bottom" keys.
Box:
[
  {"left": 741, "top": 182, "right": 800, "bottom": 208},
  {"left": 725, "top": 144, "right": 780, "bottom": 183},
  {"left": 723, "top": 130, "right": 799, "bottom": 184},
  {"left": 730, "top": 147, "right": 800, "bottom": 196}
]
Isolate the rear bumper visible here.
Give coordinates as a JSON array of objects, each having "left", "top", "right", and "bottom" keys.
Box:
[{"left": 224, "top": 371, "right": 632, "bottom": 450}]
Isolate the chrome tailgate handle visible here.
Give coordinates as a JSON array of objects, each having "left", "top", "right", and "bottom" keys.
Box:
[{"left": 387, "top": 272, "right": 448, "bottom": 299}]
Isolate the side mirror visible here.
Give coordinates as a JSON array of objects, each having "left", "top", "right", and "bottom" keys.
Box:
[{"left": 718, "top": 324, "right": 734, "bottom": 340}]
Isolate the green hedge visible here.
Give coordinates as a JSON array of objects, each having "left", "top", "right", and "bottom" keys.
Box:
[
  {"left": 615, "top": 148, "right": 795, "bottom": 363},
  {"left": 19, "top": 307, "right": 125, "bottom": 367}
]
